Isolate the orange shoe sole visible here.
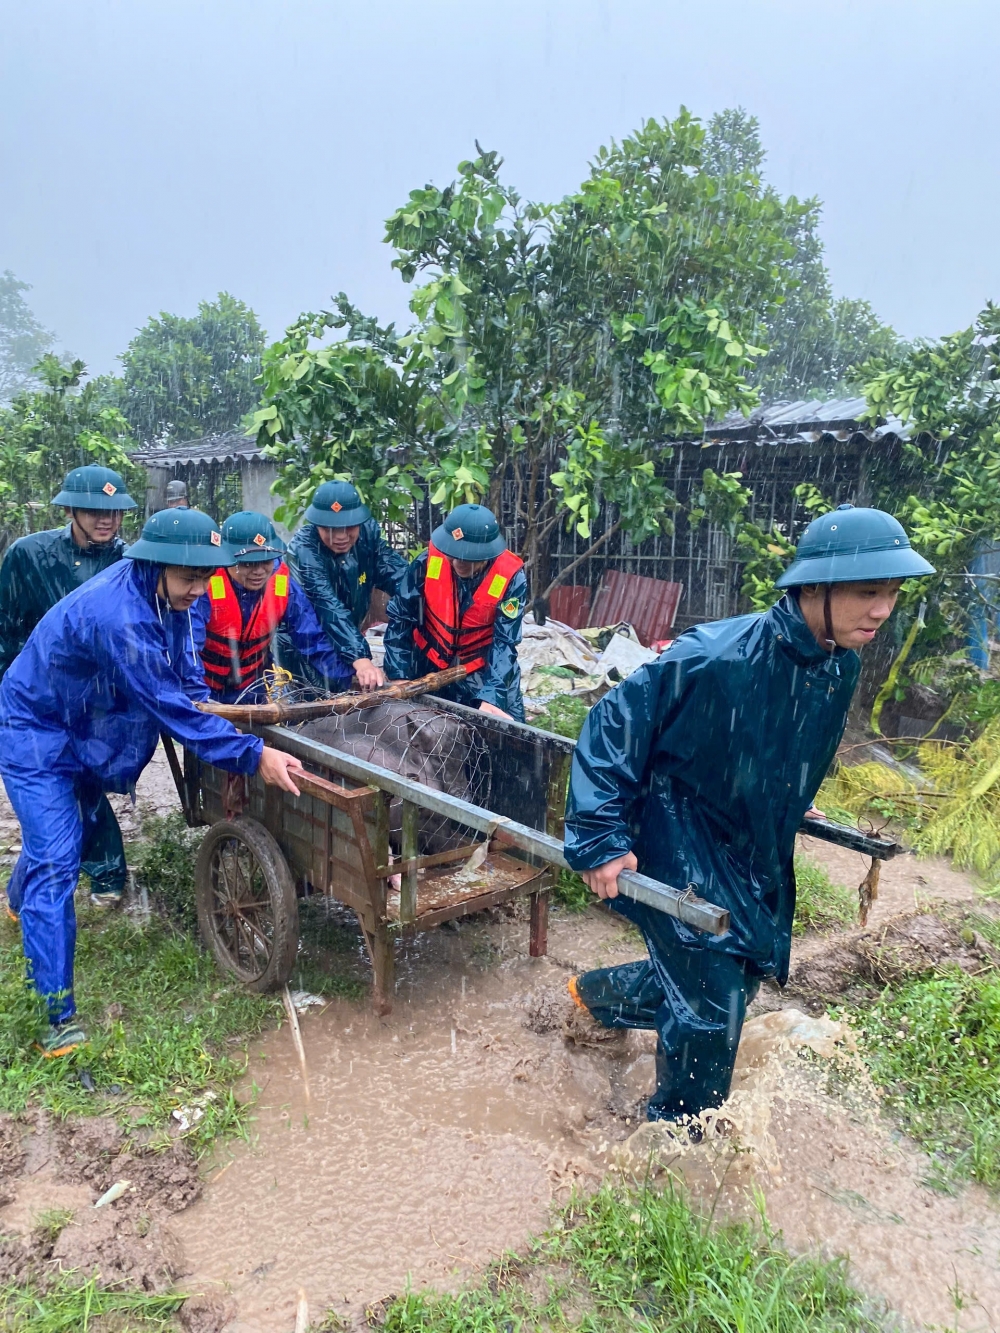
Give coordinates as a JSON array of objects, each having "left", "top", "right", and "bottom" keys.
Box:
[
  {"left": 567, "top": 975, "right": 588, "bottom": 1011},
  {"left": 34, "top": 1041, "right": 84, "bottom": 1059},
  {"left": 4, "top": 906, "right": 18, "bottom": 923}
]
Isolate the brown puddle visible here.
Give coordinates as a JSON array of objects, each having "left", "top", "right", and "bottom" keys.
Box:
[{"left": 173, "top": 909, "right": 642, "bottom": 1332}]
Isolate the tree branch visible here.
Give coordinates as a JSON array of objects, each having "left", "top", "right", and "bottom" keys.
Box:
[{"left": 541, "top": 517, "right": 623, "bottom": 600}]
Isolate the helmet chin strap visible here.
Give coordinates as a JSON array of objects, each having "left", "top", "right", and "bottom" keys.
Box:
[{"left": 823, "top": 585, "right": 837, "bottom": 653}]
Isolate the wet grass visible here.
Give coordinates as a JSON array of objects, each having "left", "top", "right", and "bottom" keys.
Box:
[
  {"left": 530, "top": 695, "right": 590, "bottom": 740},
  {"left": 0, "top": 906, "right": 280, "bottom": 1152},
  {"left": 0, "top": 812, "right": 286, "bottom": 1153},
  {"left": 793, "top": 854, "right": 856, "bottom": 935},
  {"left": 552, "top": 867, "right": 594, "bottom": 912},
  {"left": 853, "top": 961, "right": 1000, "bottom": 1189},
  {"left": 290, "top": 896, "right": 370, "bottom": 1001},
  {"left": 0, "top": 1274, "right": 181, "bottom": 1331},
  {"left": 371, "top": 1180, "right": 881, "bottom": 1333}
]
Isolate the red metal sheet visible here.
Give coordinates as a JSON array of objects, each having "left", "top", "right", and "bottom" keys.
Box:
[
  {"left": 548, "top": 584, "right": 592, "bottom": 629},
  {"left": 587, "top": 571, "right": 684, "bottom": 646}
]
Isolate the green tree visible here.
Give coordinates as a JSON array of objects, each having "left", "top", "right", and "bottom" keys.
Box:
[
  {"left": 114, "top": 292, "right": 265, "bottom": 444},
  {"left": 703, "top": 110, "right": 901, "bottom": 400},
  {"left": 0, "top": 355, "right": 141, "bottom": 551},
  {"left": 855, "top": 305, "right": 1000, "bottom": 639},
  {"left": 0, "top": 271, "right": 54, "bottom": 404},
  {"left": 258, "top": 112, "right": 810, "bottom": 596}
]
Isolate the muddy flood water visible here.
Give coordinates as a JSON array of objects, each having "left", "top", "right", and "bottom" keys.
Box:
[{"left": 171, "top": 839, "right": 1000, "bottom": 1333}]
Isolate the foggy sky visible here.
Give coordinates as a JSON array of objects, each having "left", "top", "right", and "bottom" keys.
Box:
[{"left": 1, "top": 0, "right": 996, "bottom": 377}]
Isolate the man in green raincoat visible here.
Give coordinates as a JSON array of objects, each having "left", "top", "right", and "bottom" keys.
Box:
[
  {"left": 563, "top": 506, "right": 934, "bottom": 1128},
  {"left": 0, "top": 465, "right": 138, "bottom": 909}
]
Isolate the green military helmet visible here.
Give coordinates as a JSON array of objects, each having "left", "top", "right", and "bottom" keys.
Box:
[
  {"left": 125, "top": 508, "right": 236, "bottom": 567},
  {"left": 776, "top": 504, "right": 935, "bottom": 588},
  {"left": 52, "top": 465, "right": 138, "bottom": 511},
  {"left": 304, "top": 480, "right": 371, "bottom": 528},
  {"left": 432, "top": 504, "right": 507, "bottom": 561},
  {"left": 222, "top": 511, "right": 287, "bottom": 562}
]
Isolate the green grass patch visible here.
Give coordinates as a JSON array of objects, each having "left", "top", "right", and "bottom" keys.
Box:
[
  {"left": 374, "top": 1180, "right": 880, "bottom": 1333},
  {"left": 289, "top": 896, "right": 369, "bottom": 1000},
  {"left": 552, "top": 867, "right": 594, "bottom": 913},
  {"left": 0, "top": 908, "right": 280, "bottom": 1153},
  {"left": 793, "top": 854, "right": 856, "bottom": 935},
  {"left": 853, "top": 965, "right": 1000, "bottom": 1188},
  {"left": 128, "top": 811, "right": 202, "bottom": 932},
  {"left": 531, "top": 694, "right": 590, "bottom": 740},
  {"left": 0, "top": 1274, "right": 181, "bottom": 1331}
]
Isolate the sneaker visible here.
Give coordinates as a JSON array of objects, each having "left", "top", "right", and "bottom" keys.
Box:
[
  {"left": 89, "top": 890, "right": 123, "bottom": 910},
  {"left": 4, "top": 901, "right": 17, "bottom": 923},
  {"left": 36, "top": 1021, "right": 88, "bottom": 1058}
]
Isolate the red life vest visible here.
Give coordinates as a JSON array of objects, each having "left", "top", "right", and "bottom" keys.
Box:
[
  {"left": 413, "top": 543, "right": 523, "bottom": 674},
  {"left": 201, "top": 564, "right": 291, "bottom": 694}
]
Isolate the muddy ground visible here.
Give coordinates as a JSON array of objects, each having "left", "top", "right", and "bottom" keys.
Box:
[{"left": 2, "top": 764, "right": 1000, "bottom": 1331}]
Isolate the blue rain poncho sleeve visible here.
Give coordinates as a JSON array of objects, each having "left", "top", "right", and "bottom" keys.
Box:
[
  {"left": 92, "top": 612, "right": 262, "bottom": 773},
  {"left": 382, "top": 556, "right": 424, "bottom": 682},
  {"left": 283, "top": 577, "right": 355, "bottom": 687},
  {"left": 564, "top": 642, "right": 701, "bottom": 870}
]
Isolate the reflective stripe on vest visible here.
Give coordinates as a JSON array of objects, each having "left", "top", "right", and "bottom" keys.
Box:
[
  {"left": 201, "top": 563, "right": 291, "bottom": 693},
  {"left": 413, "top": 543, "right": 523, "bottom": 674}
]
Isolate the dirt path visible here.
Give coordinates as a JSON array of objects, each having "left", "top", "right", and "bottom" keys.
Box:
[{"left": 171, "top": 838, "right": 1000, "bottom": 1333}]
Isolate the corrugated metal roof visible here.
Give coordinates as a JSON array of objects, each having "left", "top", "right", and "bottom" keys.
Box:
[
  {"left": 131, "top": 431, "right": 265, "bottom": 466},
  {"left": 675, "top": 396, "right": 907, "bottom": 448}
]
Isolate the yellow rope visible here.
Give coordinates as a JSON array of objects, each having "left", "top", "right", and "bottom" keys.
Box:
[{"left": 263, "top": 665, "right": 294, "bottom": 702}]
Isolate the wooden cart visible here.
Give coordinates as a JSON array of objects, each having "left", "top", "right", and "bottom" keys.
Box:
[{"left": 165, "top": 697, "right": 899, "bottom": 1013}]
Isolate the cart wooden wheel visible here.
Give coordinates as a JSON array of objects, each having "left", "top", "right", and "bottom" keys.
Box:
[{"left": 194, "top": 817, "right": 298, "bottom": 991}]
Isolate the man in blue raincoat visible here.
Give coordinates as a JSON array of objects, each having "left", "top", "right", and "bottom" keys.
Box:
[
  {"left": 563, "top": 506, "right": 934, "bottom": 1127},
  {"left": 383, "top": 504, "right": 527, "bottom": 720},
  {"left": 191, "top": 510, "right": 354, "bottom": 703},
  {"left": 0, "top": 465, "right": 138, "bottom": 909},
  {"left": 0, "top": 508, "right": 305, "bottom": 1056},
  {"left": 282, "top": 481, "right": 407, "bottom": 692}
]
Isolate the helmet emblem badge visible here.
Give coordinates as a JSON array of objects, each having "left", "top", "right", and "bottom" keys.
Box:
[
  {"left": 102, "top": 482, "right": 117, "bottom": 496},
  {"left": 452, "top": 527, "right": 464, "bottom": 540},
  {"left": 332, "top": 501, "right": 343, "bottom": 512},
  {"left": 210, "top": 531, "right": 222, "bottom": 546},
  {"left": 254, "top": 533, "right": 266, "bottom": 546}
]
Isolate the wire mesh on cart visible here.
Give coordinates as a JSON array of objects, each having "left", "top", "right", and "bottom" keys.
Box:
[{"left": 299, "top": 700, "right": 492, "bottom": 855}]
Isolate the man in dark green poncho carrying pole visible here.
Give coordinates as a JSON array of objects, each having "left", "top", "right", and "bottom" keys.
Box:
[
  {"left": 563, "top": 506, "right": 934, "bottom": 1129},
  {"left": 0, "top": 465, "right": 138, "bottom": 911}
]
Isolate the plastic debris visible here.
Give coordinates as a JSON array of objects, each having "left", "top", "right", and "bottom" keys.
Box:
[{"left": 94, "top": 1179, "right": 131, "bottom": 1208}]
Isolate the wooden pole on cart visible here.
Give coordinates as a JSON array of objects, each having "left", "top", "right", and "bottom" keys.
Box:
[{"left": 195, "top": 666, "right": 469, "bottom": 725}]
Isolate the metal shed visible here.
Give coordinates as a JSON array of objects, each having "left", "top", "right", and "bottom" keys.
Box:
[
  {"left": 539, "top": 397, "right": 910, "bottom": 629},
  {"left": 131, "top": 432, "right": 286, "bottom": 533}
]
